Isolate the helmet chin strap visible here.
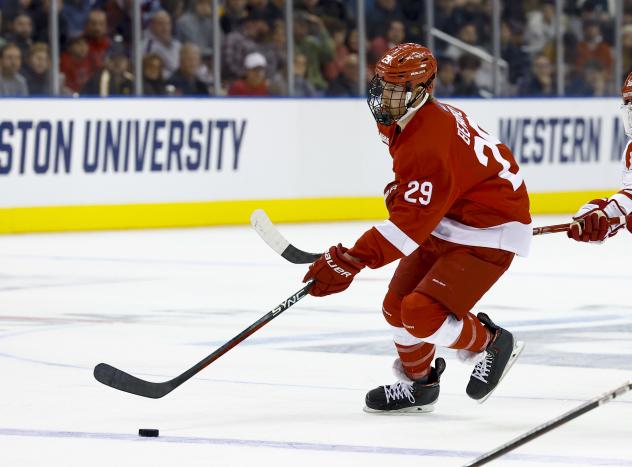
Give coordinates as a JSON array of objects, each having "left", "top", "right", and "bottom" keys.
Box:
[
  {"left": 408, "top": 90, "right": 429, "bottom": 111},
  {"left": 396, "top": 89, "right": 430, "bottom": 128}
]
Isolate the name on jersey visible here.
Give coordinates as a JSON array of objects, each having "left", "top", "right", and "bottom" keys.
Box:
[
  {"left": 0, "top": 118, "right": 247, "bottom": 175},
  {"left": 444, "top": 105, "right": 471, "bottom": 145}
]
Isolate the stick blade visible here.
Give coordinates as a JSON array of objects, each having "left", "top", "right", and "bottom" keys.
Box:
[
  {"left": 250, "top": 209, "right": 321, "bottom": 263},
  {"left": 93, "top": 363, "right": 173, "bottom": 399},
  {"left": 250, "top": 209, "right": 290, "bottom": 255}
]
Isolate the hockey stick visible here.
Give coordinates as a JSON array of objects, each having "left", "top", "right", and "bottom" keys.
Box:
[
  {"left": 251, "top": 209, "right": 631, "bottom": 264},
  {"left": 462, "top": 380, "right": 632, "bottom": 466},
  {"left": 93, "top": 282, "right": 312, "bottom": 398},
  {"left": 531, "top": 215, "right": 627, "bottom": 236},
  {"left": 250, "top": 209, "right": 322, "bottom": 263}
]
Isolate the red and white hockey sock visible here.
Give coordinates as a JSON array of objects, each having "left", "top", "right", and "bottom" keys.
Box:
[
  {"left": 448, "top": 312, "right": 491, "bottom": 353},
  {"left": 395, "top": 341, "right": 436, "bottom": 381}
]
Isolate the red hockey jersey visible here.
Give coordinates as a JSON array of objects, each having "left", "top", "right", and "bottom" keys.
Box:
[
  {"left": 348, "top": 100, "right": 532, "bottom": 269},
  {"left": 609, "top": 140, "right": 632, "bottom": 213}
]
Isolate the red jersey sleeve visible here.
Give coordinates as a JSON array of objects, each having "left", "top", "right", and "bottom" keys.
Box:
[{"left": 348, "top": 145, "right": 458, "bottom": 269}]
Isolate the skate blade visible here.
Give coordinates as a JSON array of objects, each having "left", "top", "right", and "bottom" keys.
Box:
[
  {"left": 476, "top": 340, "right": 525, "bottom": 405},
  {"left": 363, "top": 404, "right": 435, "bottom": 414}
]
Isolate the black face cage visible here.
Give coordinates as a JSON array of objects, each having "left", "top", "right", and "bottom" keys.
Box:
[{"left": 367, "top": 76, "right": 412, "bottom": 126}]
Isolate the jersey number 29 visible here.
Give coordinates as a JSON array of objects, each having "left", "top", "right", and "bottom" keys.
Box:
[{"left": 404, "top": 180, "right": 433, "bottom": 205}]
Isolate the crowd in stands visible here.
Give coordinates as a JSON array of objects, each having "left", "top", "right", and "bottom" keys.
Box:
[{"left": 0, "top": 0, "right": 627, "bottom": 97}]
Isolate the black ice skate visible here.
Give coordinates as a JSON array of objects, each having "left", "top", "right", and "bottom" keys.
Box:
[
  {"left": 466, "top": 312, "right": 524, "bottom": 403},
  {"left": 364, "top": 358, "right": 446, "bottom": 413}
]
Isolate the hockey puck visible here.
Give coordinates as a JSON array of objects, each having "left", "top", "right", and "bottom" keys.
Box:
[{"left": 138, "top": 428, "right": 159, "bottom": 437}]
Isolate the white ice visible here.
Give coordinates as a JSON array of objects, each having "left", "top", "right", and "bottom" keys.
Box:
[{"left": 0, "top": 215, "right": 631, "bottom": 467}]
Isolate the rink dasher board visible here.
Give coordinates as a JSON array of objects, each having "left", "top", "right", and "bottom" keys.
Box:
[{"left": 0, "top": 97, "right": 623, "bottom": 233}]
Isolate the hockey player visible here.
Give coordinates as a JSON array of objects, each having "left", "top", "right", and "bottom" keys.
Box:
[
  {"left": 303, "top": 43, "right": 530, "bottom": 413},
  {"left": 567, "top": 72, "right": 632, "bottom": 242}
]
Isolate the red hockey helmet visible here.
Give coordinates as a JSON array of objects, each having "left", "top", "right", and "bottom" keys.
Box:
[
  {"left": 368, "top": 43, "right": 437, "bottom": 125},
  {"left": 621, "top": 71, "right": 632, "bottom": 138}
]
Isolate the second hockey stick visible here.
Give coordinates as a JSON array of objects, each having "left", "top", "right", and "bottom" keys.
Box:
[
  {"left": 462, "top": 379, "right": 632, "bottom": 466},
  {"left": 251, "top": 209, "right": 630, "bottom": 264},
  {"left": 94, "top": 282, "right": 312, "bottom": 398},
  {"left": 531, "top": 215, "right": 627, "bottom": 235}
]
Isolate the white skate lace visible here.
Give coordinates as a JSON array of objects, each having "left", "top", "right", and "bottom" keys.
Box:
[
  {"left": 471, "top": 352, "right": 493, "bottom": 383},
  {"left": 384, "top": 381, "right": 415, "bottom": 404}
]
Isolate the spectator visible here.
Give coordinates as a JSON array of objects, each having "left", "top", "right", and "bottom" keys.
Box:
[
  {"left": 142, "top": 53, "right": 167, "bottom": 95},
  {"left": 0, "top": 11, "right": 5, "bottom": 50},
  {"left": 261, "top": 19, "right": 287, "bottom": 92},
  {"left": 143, "top": 10, "right": 182, "bottom": 78},
  {"left": 84, "top": 10, "right": 110, "bottom": 70},
  {"left": 5, "top": 13, "right": 33, "bottom": 62},
  {"left": 323, "top": 18, "right": 349, "bottom": 82},
  {"left": 61, "top": 0, "right": 91, "bottom": 38},
  {"left": 453, "top": 53, "right": 482, "bottom": 97},
  {"left": 346, "top": 27, "right": 374, "bottom": 85},
  {"left": 623, "top": 24, "right": 632, "bottom": 77},
  {"left": 30, "top": 0, "right": 69, "bottom": 48},
  {"left": 167, "top": 42, "right": 208, "bottom": 95},
  {"left": 176, "top": 0, "right": 214, "bottom": 56},
  {"left": 296, "top": 0, "right": 350, "bottom": 24},
  {"left": 60, "top": 35, "right": 93, "bottom": 92},
  {"left": 220, "top": 0, "right": 248, "bottom": 35},
  {"left": 370, "top": 19, "right": 405, "bottom": 62},
  {"left": 445, "top": 22, "right": 479, "bottom": 62},
  {"left": 247, "top": 0, "right": 283, "bottom": 26},
  {"left": 228, "top": 51, "right": 268, "bottom": 96},
  {"left": 435, "top": 0, "right": 461, "bottom": 37},
  {"left": 326, "top": 53, "right": 359, "bottom": 97},
  {"left": 584, "top": 60, "right": 610, "bottom": 97},
  {"left": 22, "top": 42, "right": 51, "bottom": 94},
  {"left": 575, "top": 19, "right": 613, "bottom": 78},
  {"left": 565, "top": 67, "right": 592, "bottom": 95},
  {"left": 524, "top": 0, "right": 556, "bottom": 57},
  {"left": 196, "top": 48, "right": 215, "bottom": 89},
  {"left": 459, "top": 0, "right": 492, "bottom": 46},
  {"left": 567, "top": 0, "right": 611, "bottom": 44},
  {"left": 394, "top": 0, "right": 421, "bottom": 41},
  {"left": 293, "top": 11, "right": 335, "bottom": 93},
  {"left": 267, "top": 0, "right": 285, "bottom": 22},
  {"left": 0, "top": 43, "right": 28, "bottom": 95},
  {"left": 222, "top": 14, "right": 268, "bottom": 80},
  {"left": 434, "top": 56, "right": 456, "bottom": 97},
  {"left": 161, "top": 0, "right": 185, "bottom": 23},
  {"left": 517, "top": 53, "right": 555, "bottom": 96},
  {"left": 501, "top": 21, "right": 530, "bottom": 86},
  {"left": 82, "top": 41, "right": 134, "bottom": 96},
  {"left": 292, "top": 52, "right": 316, "bottom": 97},
  {"left": 366, "top": 0, "right": 403, "bottom": 40}
]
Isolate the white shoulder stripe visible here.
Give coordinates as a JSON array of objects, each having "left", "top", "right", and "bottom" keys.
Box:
[{"left": 374, "top": 220, "right": 419, "bottom": 256}]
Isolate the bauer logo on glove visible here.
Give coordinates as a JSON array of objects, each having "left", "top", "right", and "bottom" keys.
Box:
[
  {"left": 303, "top": 244, "right": 364, "bottom": 297},
  {"left": 325, "top": 251, "right": 353, "bottom": 277}
]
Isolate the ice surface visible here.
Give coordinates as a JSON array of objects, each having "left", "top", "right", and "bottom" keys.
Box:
[{"left": 1, "top": 215, "right": 631, "bottom": 467}]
